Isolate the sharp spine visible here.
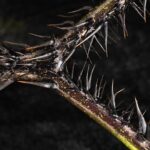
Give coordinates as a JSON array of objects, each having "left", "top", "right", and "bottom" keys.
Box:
[
  {"left": 110, "top": 80, "right": 124, "bottom": 114},
  {"left": 71, "top": 62, "right": 75, "bottom": 79},
  {"left": 135, "top": 97, "right": 147, "bottom": 135},
  {"left": 18, "top": 81, "right": 58, "bottom": 89},
  {"left": 143, "top": 0, "right": 147, "bottom": 22},
  {"left": 104, "top": 21, "right": 108, "bottom": 57}
]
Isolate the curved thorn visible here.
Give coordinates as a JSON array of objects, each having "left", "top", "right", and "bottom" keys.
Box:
[{"left": 135, "top": 97, "right": 147, "bottom": 135}]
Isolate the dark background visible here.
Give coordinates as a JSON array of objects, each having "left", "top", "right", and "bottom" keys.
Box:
[{"left": 0, "top": 0, "right": 150, "bottom": 150}]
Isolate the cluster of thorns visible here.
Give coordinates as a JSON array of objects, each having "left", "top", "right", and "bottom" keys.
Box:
[{"left": 0, "top": 0, "right": 150, "bottom": 148}]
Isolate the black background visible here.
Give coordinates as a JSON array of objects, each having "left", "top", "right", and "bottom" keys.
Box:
[{"left": 0, "top": 0, "right": 150, "bottom": 150}]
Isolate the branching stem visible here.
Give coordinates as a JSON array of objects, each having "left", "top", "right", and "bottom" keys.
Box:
[
  {"left": 1, "top": 0, "right": 149, "bottom": 149},
  {"left": 15, "top": 70, "right": 150, "bottom": 150}
]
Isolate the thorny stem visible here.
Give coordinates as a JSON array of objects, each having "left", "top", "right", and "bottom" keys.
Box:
[
  {"left": 61, "top": 0, "right": 116, "bottom": 41},
  {"left": 26, "top": 0, "right": 116, "bottom": 55},
  {"left": 53, "top": 1, "right": 149, "bottom": 149},
  {"left": 52, "top": 77, "right": 150, "bottom": 150},
  {"left": 16, "top": 72, "right": 150, "bottom": 150},
  {"left": 1, "top": 0, "right": 150, "bottom": 150}
]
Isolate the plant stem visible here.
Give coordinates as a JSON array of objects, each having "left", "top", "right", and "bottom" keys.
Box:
[
  {"left": 1, "top": 0, "right": 150, "bottom": 149},
  {"left": 52, "top": 76, "right": 150, "bottom": 150},
  {"left": 15, "top": 70, "right": 150, "bottom": 150}
]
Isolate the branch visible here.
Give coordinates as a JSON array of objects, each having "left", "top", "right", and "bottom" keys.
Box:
[{"left": 0, "top": 0, "right": 149, "bottom": 149}]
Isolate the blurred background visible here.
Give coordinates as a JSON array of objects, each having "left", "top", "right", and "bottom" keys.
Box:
[{"left": 0, "top": 0, "right": 150, "bottom": 149}]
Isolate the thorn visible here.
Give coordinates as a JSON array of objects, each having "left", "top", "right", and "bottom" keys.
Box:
[
  {"left": 51, "top": 26, "right": 74, "bottom": 30},
  {"left": 29, "top": 33, "right": 51, "bottom": 39},
  {"left": 131, "top": 2, "right": 145, "bottom": 21},
  {"left": 25, "top": 41, "right": 54, "bottom": 51},
  {"left": 118, "top": 10, "right": 128, "bottom": 38},
  {"left": 3, "top": 41, "right": 29, "bottom": 48},
  {"left": 86, "top": 65, "right": 90, "bottom": 91},
  {"left": 127, "top": 107, "right": 134, "bottom": 123},
  {"left": 135, "top": 97, "right": 147, "bottom": 135},
  {"left": 144, "top": 0, "right": 147, "bottom": 22},
  {"left": 77, "top": 24, "right": 103, "bottom": 47},
  {"left": 75, "top": 21, "right": 88, "bottom": 28},
  {"left": 87, "top": 35, "right": 94, "bottom": 59},
  {"left": 115, "top": 88, "right": 125, "bottom": 96},
  {"left": 104, "top": 21, "right": 108, "bottom": 57},
  {"left": 82, "top": 44, "right": 92, "bottom": 64},
  {"left": 24, "top": 51, "right": 55, "bottom": 61},
  {"left": 78, "top": 79, "right": 83, "bottom": 91},
  {"left": 0, "top": 79, "right": 14, "bottom": 91},
  {"left": 77, "top": 60, "right": 87, "bottom": 85},
  {"left": 65, "top": 65, "right": 69, "bottom": 74},
  {"left": 68, "top": 6, "right": 92, "bottom": 14},
  {"left": 93, "top": 35, "right": 105, "bottom": 53},
  {"left": 48, "top": 21, "right": 75, "bottom": 30},
  {"left": 18, "top": 81, "right": 58, "bottom": 89},
  {"left": 58, "top": 14, "right": 79, "bottom": 18},
  {"left": 63, "top": 52, "right": 75, "bottom": 66},
  {"left": 86, "top": 38, "right": 101, "bottom": 62},
  {"left": 94, "top": 78, "right": 99, "bottom": 99},
  {"left": 111, "top": 80, "right": 116, "bottom": 111},
  {"left": 88, "top": 65, "right": 96, "bottom": 90},
  {"left": 110, "top": 80, "right": 124, "bottom": 114},
  {"left": 62, "top": 38, "right": 80, "bottom": 66},
  {"left": 100, "top": 80, "right": 106, "bottom": 99},
  {"left": 97, "top": 75, "right": 104, "bottom": 98},
  {"left": 48, "top": 21, "right": 74, "bottom": 28},
  {"left": 71, "top": 62, "right": 75, "bottom": 79}
]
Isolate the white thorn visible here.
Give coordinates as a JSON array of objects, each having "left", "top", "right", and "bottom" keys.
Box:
[{"left": 135, "top": 97, "right": 147, "bottom": 135}]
